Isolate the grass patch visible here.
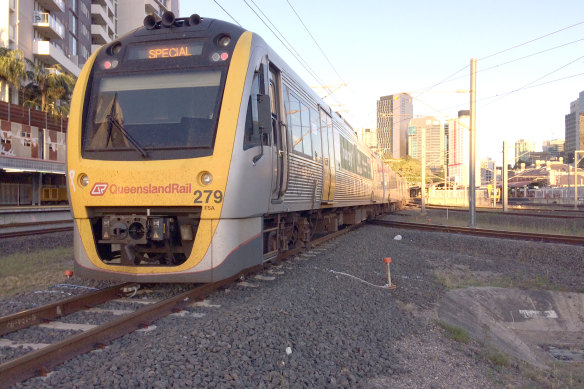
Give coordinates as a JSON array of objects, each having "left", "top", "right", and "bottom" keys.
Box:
[
  {"left": 0, "top": 247, "right": 74, "bottom": 298},
  {"left": 438, "top": 321, "right": 470, "bottom": 344},
  {"left": 433, "top": 268, "right": 514, "bottom": 289},
  {"left": 484, "top": 346, "right": 511, "bottom": 368}
]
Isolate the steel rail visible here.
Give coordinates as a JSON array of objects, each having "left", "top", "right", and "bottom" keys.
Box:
[
  {"left": 409, "top": 204, "right": 584, "bottom": 219},
  {"left": 0, "top": 224, "right": 356, "bottom": 388},
  {"left": 368, "top": 219, "right": 584, "bottom": 245},
  {"left": 0, "top": 283, "right": 136, "bottom": 337},
  {"left": 0, "top": 226, "right": 74, "bottom": 239}
]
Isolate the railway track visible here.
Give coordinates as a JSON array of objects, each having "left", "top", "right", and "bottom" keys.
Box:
[
  {"left": 368, "top": 219, "right": 584, "bottom": 246},
  {"left": 0, "top": 224, "right": 356, "bottom": 388},
  {"left": 0, "top": 208, "right": 73, "bottom": 239},
  {"left": 0, "top": 220, "right": 73, "bottom": 239},
  {"left": 408, "top": 204, "right": 584, "bottom": 219}
]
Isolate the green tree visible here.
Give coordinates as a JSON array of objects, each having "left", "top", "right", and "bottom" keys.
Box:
[
  {"left": 0, "top": 48, "right": 27, "bottom": 103},
  {"left": 385, "top": 155, "right": 433, "bottom": 186},
  {"left": 23, "top": 64, "right": 76, "bottom": 117}
]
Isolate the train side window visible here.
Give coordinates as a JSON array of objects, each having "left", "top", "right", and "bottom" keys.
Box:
[
  {"left": 310, "top": 108, "right": 321, "bottom": 161},
  {"left": 288, "top": 93, "right": 303, "bottom": 154},
  {"left": 243, "top": 68, "right": 266, "bottom": 150},
  {"left": 300, "top": 101, "right": 312, "bottom": 157}
]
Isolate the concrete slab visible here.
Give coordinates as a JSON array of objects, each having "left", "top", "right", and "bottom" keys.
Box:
[{"left": 437, "top": 287, "right": 584, "bottom": 368}]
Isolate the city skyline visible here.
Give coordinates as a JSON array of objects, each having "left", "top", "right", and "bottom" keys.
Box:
[{"left": 181, "top": 0, "right": 584, "bottom": 164}]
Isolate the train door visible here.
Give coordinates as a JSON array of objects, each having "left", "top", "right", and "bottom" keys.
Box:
[
  {"left": 320, "top": 108, "right": 335, "bottom": 202},
  {"left": 268, "top": 65, "right": 288, "bottom": 202}
]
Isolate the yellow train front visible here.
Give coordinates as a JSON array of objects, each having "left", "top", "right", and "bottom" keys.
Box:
[{"left": 68, "top": 12, "right": 408, "bottom": 283}]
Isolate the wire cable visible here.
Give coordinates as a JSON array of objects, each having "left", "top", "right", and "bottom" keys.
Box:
[
  {"left": 329, "top": 270, "right": 391, "bottom": 290},
  {"left": 482, "top": 53, "right": 584, "bottom": 108},
  {"left": 241, "top": 0, "right": 333, "bottom": 97},
  {"left": 285, "top": 0, "right": 346, "bottom": 85},
  {"left": 479, "top": 20, "right": 584, "bottom": 61},
  {"left": 212, "top": 0, "right": 242, "bottom": 26}
]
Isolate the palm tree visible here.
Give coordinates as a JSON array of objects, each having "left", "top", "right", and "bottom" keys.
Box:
[
  {"left": 23, "top": 63, "right": 76, "bottom": 117},
  {"left": 0, "top": 48, "right": 28, "bottom": 103}
]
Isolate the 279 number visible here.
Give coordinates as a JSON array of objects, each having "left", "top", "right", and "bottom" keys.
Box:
[{"left": 194, "top": 190, "right": 223, "bottom": 204}]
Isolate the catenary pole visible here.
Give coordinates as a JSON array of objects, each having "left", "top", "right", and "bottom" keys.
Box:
[
  {"left": 469, "top": 59, "right": 477, "bottom": 227},
  {"left": 502, "top": 141, "right": 508, "bottom": 212}
]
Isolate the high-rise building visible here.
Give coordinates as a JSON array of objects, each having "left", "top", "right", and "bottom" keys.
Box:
[
  {"left": 357, "top": 128, "right": 377, "bottom": 150},
  {"left": 1, "top": 0, "right": 92, "bottom": 101},
  {"left": 90, "top": 0, "right": 118, "bottom": 53},
  {"left": 565, "top": 91, "right": 584, "bottom": 162},
  {"left": 376, "top": 93, "right": 412, "bottom": 160},
  {"left": 116, "top": 0, "right": 179, "bottom": 37},
  {"left": 514, "top": 139, "right": 535, "bottom": 166},
  {"left": 407, "top": 116, "right": 444, "bottom": 175},
  {"left": 90, "top": 0, "right": 180, "bottom": 51},
  {"left": 446, "top": 110, "right": 480, "bottom": 187},
  {"left": 542, "top": 139, "right": 564, "bottom": 158}
]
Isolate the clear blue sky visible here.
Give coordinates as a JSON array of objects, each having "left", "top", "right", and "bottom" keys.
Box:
[{"left": 180, "top": 0, "right": 584, "bottom": 163}]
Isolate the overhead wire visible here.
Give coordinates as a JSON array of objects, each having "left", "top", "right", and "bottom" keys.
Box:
[
  {"left": 285, "top": 0, "right": 346, "bottom": 85},
  {"left": 481, "top": 53, "right": 584, "bottom": 108},
  {"left": 413, "top": 20, "right": 584, "bottom": 106},
  {"left": 241, "top": 0, "right": 340, "bottom": 102},
  {"left": 479, "top": 20, "right": 584, "bottom": 61},
  {"left": 212, "top": 0, "right": 241, "bottom": 26}
]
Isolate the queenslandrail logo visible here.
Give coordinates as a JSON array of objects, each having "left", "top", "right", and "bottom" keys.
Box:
[
  {"left": 91, "top": 182, "right": 192, "bottom": 196},
  {"left": 90, "top": 183, "right": 108, "bottom": 196}
]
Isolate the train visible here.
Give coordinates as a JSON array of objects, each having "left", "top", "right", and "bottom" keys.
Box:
[{"left": 66, "top": 12, "right": 409, "bottom": 283}]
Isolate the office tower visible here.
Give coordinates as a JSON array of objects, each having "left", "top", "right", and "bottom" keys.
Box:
[
  {"left": 446, "top": 110, "right": 480, "bottom": 186},
  {"left": 565, "top": 91, "right": 584, "bottom": 162},
  {"left": 376, "top": 93, "right": 412, "bottom": 159},
  {"left": 407, "top": 116, "right": 444, "bottom": 175}
]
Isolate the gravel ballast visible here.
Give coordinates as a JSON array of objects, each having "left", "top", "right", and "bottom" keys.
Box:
[{"left": 2, "top": 213, "right": 583, "bottom": 387}]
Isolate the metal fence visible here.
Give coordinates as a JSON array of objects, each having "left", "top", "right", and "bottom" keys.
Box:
[{"left": 0, "top": 183, "right": 32, "bottom": 205}]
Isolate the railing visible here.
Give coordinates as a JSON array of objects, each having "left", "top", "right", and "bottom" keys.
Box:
[
  {"left": 0, "top": 101, "right": 68, "bottom": 133},
  {"left": 32, "top": 11, "right": 65, "bottom": 39}
]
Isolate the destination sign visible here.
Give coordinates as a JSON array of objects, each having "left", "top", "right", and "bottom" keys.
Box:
[{"left": 126, "top": 41, "right": 204, "bottom": 60}]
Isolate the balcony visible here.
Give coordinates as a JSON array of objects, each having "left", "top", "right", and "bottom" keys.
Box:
[
  {"left": 32, "top": 40, "right": 81, "bottom": 77},
  {"left": 145, "top": 0, "right": 159, "bottom": 15},
  {"left": 36, "top": 0, "right": 65, "bottom": 12},
  {"left": 33, "top": 12, "right": 64, "bottom": 40},
  {"left": 91, "top": 24, "right": 109, "bottom": 45},
  {"left": 91, "top": 4, "right": 109, "bottom": 26},
  {"left": 91, "top": 3, "right": 116, "bottom": 33}
]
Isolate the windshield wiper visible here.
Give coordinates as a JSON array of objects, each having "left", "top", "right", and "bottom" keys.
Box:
[{"left": 105, "top": 93, "right": 149, "bottom": 159}]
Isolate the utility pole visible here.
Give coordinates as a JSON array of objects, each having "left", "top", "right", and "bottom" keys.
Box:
[
  {"left": 421, "top": 126, "right": 426, "bottom": 214},
  {"left": 469, "top": 59, "right": 477, "bottom": 227},
  {"left": 502, "top": 141, "right": 508, "bottom": 212},
  {"left": 492, "top": 160, "right": 496, "bottom": 208}
]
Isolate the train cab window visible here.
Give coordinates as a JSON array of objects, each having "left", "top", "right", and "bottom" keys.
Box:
[
  {"left": 82, "top": 70, "right": 224, "bottom": 161},
  {"left": 243, "top": 69, "right": 263, "bottom": 150}
]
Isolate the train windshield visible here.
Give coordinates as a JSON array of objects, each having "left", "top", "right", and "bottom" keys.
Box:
[{"left": 82, "top": 70, "right": 223, "bottom": 160}]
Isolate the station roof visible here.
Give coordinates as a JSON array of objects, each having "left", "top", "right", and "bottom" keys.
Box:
[{"left": 0, "top": 155, "right": 65, "bottom": 174}]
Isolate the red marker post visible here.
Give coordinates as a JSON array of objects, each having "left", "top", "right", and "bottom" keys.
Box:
[{"left": 384, "top": 258, "right": 396, "bottom": 289}]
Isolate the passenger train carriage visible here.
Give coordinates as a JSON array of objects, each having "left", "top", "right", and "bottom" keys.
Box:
[{"left": 67, "top": 12, "right": 408, "bottom": 282}]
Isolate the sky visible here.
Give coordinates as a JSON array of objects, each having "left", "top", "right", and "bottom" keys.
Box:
[{"left": 179, "top": 0, "right": 584, "bottom": 163}]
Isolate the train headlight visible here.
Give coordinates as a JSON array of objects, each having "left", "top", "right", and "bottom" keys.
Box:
[
  {"left": 79, "top": 174, "right": 89, "bottom": 187},
  {"left": 200, "top": 172, "right": 213, "bottom": 185},
  {"left": 217, "top": 34, "right": 231, "bottom": 47}
]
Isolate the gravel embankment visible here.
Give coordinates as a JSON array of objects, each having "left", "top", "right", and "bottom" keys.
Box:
[{"left": 2, "top": 214, "right": 583, "bottom": 387}]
